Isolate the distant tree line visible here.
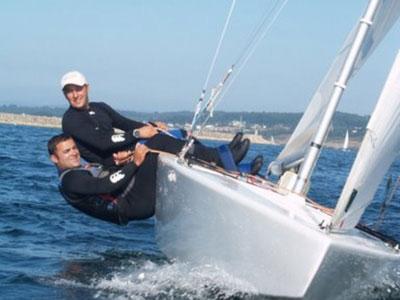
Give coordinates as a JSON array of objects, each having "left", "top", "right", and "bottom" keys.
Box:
[{"left": 0, "top": 104, "right": 369, "bottom": 138}]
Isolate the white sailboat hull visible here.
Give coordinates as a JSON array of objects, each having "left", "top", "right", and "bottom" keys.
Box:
[{"left": 155, "top": 155, "right": 400, "bottom": 299}]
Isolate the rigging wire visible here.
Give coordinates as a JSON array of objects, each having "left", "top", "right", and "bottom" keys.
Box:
[
  {"left": 202, "top": 0, "right": 236, "bottom": 97},
  {"left": 191, "top": 0, "right": 236, "bottom": 132},
  {"left": 373, "top": 175, "right": 400, "bottom": 231},
  {"left": 234, "top": 0, "right": 284, "bottom": 67},
  {"left": 195, "top": 0, "right": 288, "bottom": 134},
  {"left": 179, "top": 0, "right": 288, "bottom": 161},
  {"left": 215, "top": 0, "right": 288, "bottom": 109}
]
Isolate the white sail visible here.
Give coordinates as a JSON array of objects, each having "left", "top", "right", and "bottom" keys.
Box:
[
  {"left": 342, "top": 130, "right": 349, "bottom": 151},
  {"left": 270, "top": 0, "right": 400, "bottom": 174},
  {"left": 331, "top": 50, "right": 400, "bottom": 230}
]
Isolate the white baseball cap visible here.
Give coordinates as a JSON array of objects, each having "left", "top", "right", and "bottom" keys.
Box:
[{"left": 60, "top": 71, "right": 88, "bottom": 90}]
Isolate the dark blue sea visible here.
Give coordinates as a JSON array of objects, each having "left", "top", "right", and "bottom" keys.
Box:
[{"left": 1, "top": 123, "right": 399, "bottom": 300}]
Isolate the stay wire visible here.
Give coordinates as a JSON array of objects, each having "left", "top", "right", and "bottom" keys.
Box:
[
  {"left": 191, "top": 0, "right": 236, "bottom": 131},
  {"left": 218, "top": 0, "right": 288, "bottom": 106},
  {"left": 234, "top": 0, "right": 282, "bottom": 67},
  {"left": 196, "top": 1, "right": 283, "bottom": 128},
  {"left": 197, "top": 0, "right": 288, "bottom": 132},
  {"left": 202, "top": 0, "right": 236, "bottom": 95}
]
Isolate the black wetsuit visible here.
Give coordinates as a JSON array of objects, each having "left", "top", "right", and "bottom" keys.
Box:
[
  {"left": 59, "top": 154, "right": 158, "bottom": 225},
  {"left": 62, "top": 102, "right": 144, "bottom": 167},
  {"left": 62, "top": 102, "right": 220, "bottom": 167}
]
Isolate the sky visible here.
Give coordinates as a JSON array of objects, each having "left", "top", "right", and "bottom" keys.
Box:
[{"left": 1, "top": 0, "right": 400, "bottom": 115}]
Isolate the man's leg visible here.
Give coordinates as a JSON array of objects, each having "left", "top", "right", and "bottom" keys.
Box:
[
  {"left": 117, "top": 153, "right": 158, "bottom": 221},
  {"left": 145, "top": 134, "right": 221, "bottom": 163}
]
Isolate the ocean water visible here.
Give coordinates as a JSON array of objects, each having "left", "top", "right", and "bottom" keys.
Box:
[{"left": 0, "top": 123, "right": 399, "bottom": 300}]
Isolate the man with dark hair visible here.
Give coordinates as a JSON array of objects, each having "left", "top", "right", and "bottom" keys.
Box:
[
  {"left": 47, "top": 134, "right": 72, "bottom": 156},
  {"left": 48, "top": 132, "right": 263, "bottom": 225},
  {"left": 59, "top": 71, "right": 258, "bottom": 172},
  {"left": 48, "top": 133, "right": 158, "bottom": 225}
]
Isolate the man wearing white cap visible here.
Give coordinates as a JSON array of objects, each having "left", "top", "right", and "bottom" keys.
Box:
[{"left": 60, "top": 71, "right": 253, "bottom": 171}]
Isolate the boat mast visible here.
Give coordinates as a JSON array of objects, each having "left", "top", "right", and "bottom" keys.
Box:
[{"left": 292, "top": 0, "right": 380, "bottom": 194}]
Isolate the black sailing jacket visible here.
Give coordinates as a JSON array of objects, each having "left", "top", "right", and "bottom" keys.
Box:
[
  {"left": 59, "top": 162, "right": 138, "bottom": 225},
  {"left": 62, "top": 102, "right": 145, "bottom": 167}
]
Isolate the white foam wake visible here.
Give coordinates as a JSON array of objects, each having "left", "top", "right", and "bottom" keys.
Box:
[{"left": 93, "top": 259, "right": 258, "bottom": 299}]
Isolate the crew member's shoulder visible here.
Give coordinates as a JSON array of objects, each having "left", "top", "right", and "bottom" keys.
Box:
[
  {"left": 62, "top": 107, "right": 83, "bottom": 129},
  {"left": 60, "top": 168, "right": 89, "bottom": 185},
  {"left": 62, "top": 106, "right": 74, "bottom": 116},
  {"left": 90, "top": 101, "right": 111, "bottom": 110},
  {"left": 90, "top": 101, "right": 108, "bottom": 106},
  {"left": 62, "top": 107, "right": 74, "bottom": 125},
  {"left": 60, "top": 168, "right": 93, "bottom": 195},
  {"left": 62, "top": 106, "right": 82, "bottom": 119}
]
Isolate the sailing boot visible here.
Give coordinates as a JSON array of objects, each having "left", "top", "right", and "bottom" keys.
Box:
[
  {"left": 250, "top": 155, "right": 264, "bottom": 175},
  {"left": 215, "top": 138, "right": 250, "bottom": 171},
  {"left": 237, "top": 155, "right": 264, "bottom": 175},
  {"left": 184, "top": 134, "right": 249, "bottom": 171},
  {"left": 232, "top": 138, "right": 250, "bottom": 164},
  {"left": 229, "top": 132, "right": 243, "bottom": 149}
]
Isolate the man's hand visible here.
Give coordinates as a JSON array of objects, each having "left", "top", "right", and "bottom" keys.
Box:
[
  {"left": 113, "top": 150, "right": 134, "bottom": 166},
  {"left": 113, "top": 144, "right": 149, "bottom": 166},
  {"left": 152, "top": 121, "right": 168, "bottom": 130},
  {"left": 132, "top": 144, "right": 149, "bottom": 166},
  {"left": 138, "top": 125, "right": 158, "bottom": 138}
]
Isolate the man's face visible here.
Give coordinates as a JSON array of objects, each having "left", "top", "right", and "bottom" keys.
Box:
[
  {"left": 63, "top": 84, "right": 89, "bottom": 110},
  {"left": 51, "top": 138, "right": 81, "bottom": 170}
]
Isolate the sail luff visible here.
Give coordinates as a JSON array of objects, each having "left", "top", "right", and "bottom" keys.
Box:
[
  {"left": 292, "top": 0, "right": 380, "bottom": 194},
  {"left": 331, "top": 50, "right": 400, "bottom": 230}
]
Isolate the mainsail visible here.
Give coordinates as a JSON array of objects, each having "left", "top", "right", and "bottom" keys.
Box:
[
  {"left": 331, "top": 50, "right": 400, "bottom": 230},
  {"left": 270, "top": 0, "right": 400, "bottom": 175}
]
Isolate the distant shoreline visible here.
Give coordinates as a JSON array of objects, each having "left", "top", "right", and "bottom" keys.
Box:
[
  {"left": 0, "top": 112, "right": 61, "bottom": 128},
  {"left": 0, "top": 112, "right": 275, "bottom": 144},
  {"left": 0, "top": 112, "right": 360, "bottom": 149}
]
